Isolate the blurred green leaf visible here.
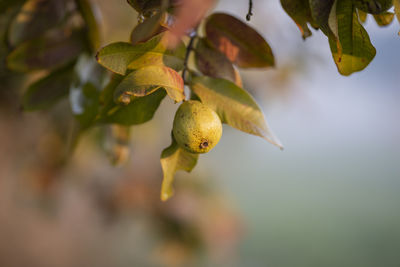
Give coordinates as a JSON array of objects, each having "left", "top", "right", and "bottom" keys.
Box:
[
  {"left": 7, "top": 29, "right": 85, "bottom": 72},
  {"left": 114, "top": 65, "right": 184, "bottom": 103},
  {"left": 23, "top": 63, "right": 74, "bottom": 111},
  {"left": 195, "top": 38, "right": 237, "bottom": 84},
  {"left": 8, "top": 0, "right": 66, "bottom": 46},
  {"left": 329, "top": 0, "right": 376, "bottom": 76},
  {"left": 96, "top": 34, "right": 185, "bottom": 75},
  {"left": 352, "top": 0, "right": 392, "bottom": 14},
  {"left": 373, "top": 11, "right": 394, "bottom": 26},
  {"left": 160, "top": 137, "right": 198, "bottom": 201},
  {"left": 0, "top": 0, "right": 25, "bottom": 15},
  {"left": 205, "top": 12, "right": 274, "bottom": 68},
  {"left": 99, "top": 88, "right": 166, "bottom": 126},
  {"left": 191, "top": 76, "right": 283, "bottom": 149},
  {"left": 280, "top": 0, "right": 318, "bottom": 39},
  {"left": 76, "top": 0, "right": 101, "bottom": 51}
]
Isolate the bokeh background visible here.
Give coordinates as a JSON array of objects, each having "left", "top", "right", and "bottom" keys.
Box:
[{"left": 1, "top": 0, "right": 400, "bottom": 266}]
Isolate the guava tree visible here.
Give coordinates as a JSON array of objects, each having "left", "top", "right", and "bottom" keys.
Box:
[{"left": 1, "top": 0, "right": 398, "bottom": 200}]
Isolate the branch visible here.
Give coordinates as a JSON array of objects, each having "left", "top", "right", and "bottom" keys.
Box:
[
  {"left": 182, "top": 31, "right": 197, "bottom": 86},
  {"left": 246, "top": 0, "right": 253, "bottom": 21}
]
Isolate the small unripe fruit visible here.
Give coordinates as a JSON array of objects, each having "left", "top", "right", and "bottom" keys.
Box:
[{"left": 173, "top": 100, "right": 222, "bottom": 154}]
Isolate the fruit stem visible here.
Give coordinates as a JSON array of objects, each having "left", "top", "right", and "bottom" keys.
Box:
[
  {"left": 182, "top": 29, "right": 197, "bottom": 90},
  {"left": 246, "top": 0, "right": 253, "bottom": 21}
]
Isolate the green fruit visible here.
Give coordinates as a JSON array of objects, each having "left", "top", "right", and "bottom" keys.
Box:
[
  {"left": 353, "top": 0, "right": 392, "bottom": 14},
  {"left": 173, "top": 100, "right": 222, "bottom": 154}
]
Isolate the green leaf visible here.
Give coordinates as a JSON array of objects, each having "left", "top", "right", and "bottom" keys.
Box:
[
  {"left": 114, "top": 65, "right": 185, "bottom": 103},
  {"left": 96, "top": 33, "right": 185, "bottom": 75},
  {"left": 76, "top": 0, "right": 101, "bottom": 51},
  {"left": 373, "top": 11, "right": 394, "bottom": 26},
  {"left": 8, "top": 0, "right": 66, "bottom": 46},
  {"left": 130, "top": 12, "right": 166, "bottom": 45},
  {"left": 7, "top": 29, "right": 85, "bottom": 72},
  {"left": 309, "top": 0, "right": 336, "bottom": 35},
  {"left": 352, "top": 0, "right": 392, "bottom": 14},
  {"left": 329, "top": 0, "right": 376, "bottom": 76},
  {"left": 195, "top": 38, "right": 237, "bottom": 84},
  {"left": 99, "top": 88, "right": 166, "bottom": 126},
  {"left": 280, "top": 0, "right": 318, "bottom": 39},
  {"left": 191, "top": 76, "right": 283, "bottom": 149},
  {"left": 205, "top": 12, "right": 274, "bottom": 68},
  {"left": 160, "top": 137, "right": 198, "bottom": 201},
  {"left": 22, "top": 63, "right": 74, "bottom": 111}
]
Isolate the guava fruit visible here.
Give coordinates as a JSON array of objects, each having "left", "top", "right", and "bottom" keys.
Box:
[
  {"left": 172, "top": 100, "right": 222, "bottom": 154},
  {"left": 353, "top": 0, "right": 392, "bottom": 14}
]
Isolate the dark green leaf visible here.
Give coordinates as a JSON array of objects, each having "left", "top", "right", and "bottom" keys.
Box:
[
  {"left": 76, "top": 0, "right": 101, "bottom": 51},
  {"left": 160, "top": 137, "right": 198, "bottom": 201},
  {"left": 309, "top": 0, "right": 335, "bottom": 35},
  {"left": 8, "top": 0, "right": 66, "bottom": 46},
  {"left": 96, "top": 33, "right": 185, "bottom": 75},
  {"left": 205, "top": 12, "right": 274, "bottom": 68},
  {"left": 352, "top": 0, "right": 392, "bottom": 14},
  {"left": 7, "top": 29, "right": 85, "bottom": 72},
  {"left": 0, "top": 0, "right": 25, "bottom": 15},
  {"left": 22, "top": 63, "right": 74, "bottom": 111},
  {"left": 114, "top": 65, "right": 184, "bottom": 103},
  {"left": 191, "top": 76, "right": 283, "bottom": 149},
  {"left": 280, "top": 0, "right": 318, "bottom": 39},
  {"left": 99, "top": 89, "right": 166, "bottom": 126},
  {"left": 130, "top": 12, "right": 166, "bottom": 45},
  {"left": 357, "top": 9, "right": 368, "bottom": 23}
]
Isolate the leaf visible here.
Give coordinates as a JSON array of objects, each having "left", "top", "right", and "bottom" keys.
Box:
[
  {"left": 205, "top": 12, "right": 274, "bottom": 68},
  {"left": 352, "top": 0, "right": 393, "bottom": 14},
  {"left": 22, "top": 63, "right": 74, "bottom": 111},
  {"left": 8, "top": 0, "right": 66, "bottom": 46},
  {"left": 357, "top": 9, "right": 368, "bottom": 23},
  {"left": 191, "top": 76, "right": 283, "bottom": 149},
  {"left": 114, "top": 65, "right": 184, "bottom": 103},
  {"left": 280, "top": 0, "right": 318, "bottom": 39},
  {"left": 96, "top": 33, "right": 185, "bottom": 75},
  {"left": 373, "top": 12, "right": 394, "bottom": 26},
  {"left": 309, "top": 0, "right": 336, "bottom": 35},
  {"left": 99, "top": 88, "right": 166, "bottom": 126},
  {"left": 329, "top": 0, "right": 376, "bottom": 76},
  {"left": 160, "top": 137, "right": 198, "bottom": 201},
  {"left": 0, "top": 0, "right": 25, "bottom": 15},
  {"left": 130, "top": 12, "right": 167, "bottom": 45},
  {"left": 194, "top": 38, "right": 236, "bottom": 84},
  {"left": 7, "top": 29, "right": 85, "bottom": 72},
  {"left": 76, "top": 0, "right": 101, "bottom": 51}
]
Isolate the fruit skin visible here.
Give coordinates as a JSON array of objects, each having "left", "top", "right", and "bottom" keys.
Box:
[
  {"left": 353, "top": 0, "right": 392, "bottom": 14},
  {"left": 173, "top": 100, "right": 222, "bottom": 154}
]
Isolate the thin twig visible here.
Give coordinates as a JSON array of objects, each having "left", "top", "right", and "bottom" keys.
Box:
[
  {"left": 246, "top": 0, "right": 253, "bottom": 21},
  {"left": 182, "top": 31, "right": 197, "bottom": 86}
]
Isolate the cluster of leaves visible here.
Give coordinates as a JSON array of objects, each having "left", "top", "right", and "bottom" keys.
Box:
[
  {"left": 96, "top": 1, "right": 282, "bottom": 200},
  {"left": 2, "top": 0, "right": 400, "bottom": 201},
  {"left": 281, "top": 0, "right": 400, "bottom": 75}
]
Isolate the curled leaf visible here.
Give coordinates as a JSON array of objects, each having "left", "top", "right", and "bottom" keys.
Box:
[
  {"left": 114, "top": 65, "right": 184, "bottom": 103},
  {"left": 160, "top": 137, "right": 198, "bottom": 201}
]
